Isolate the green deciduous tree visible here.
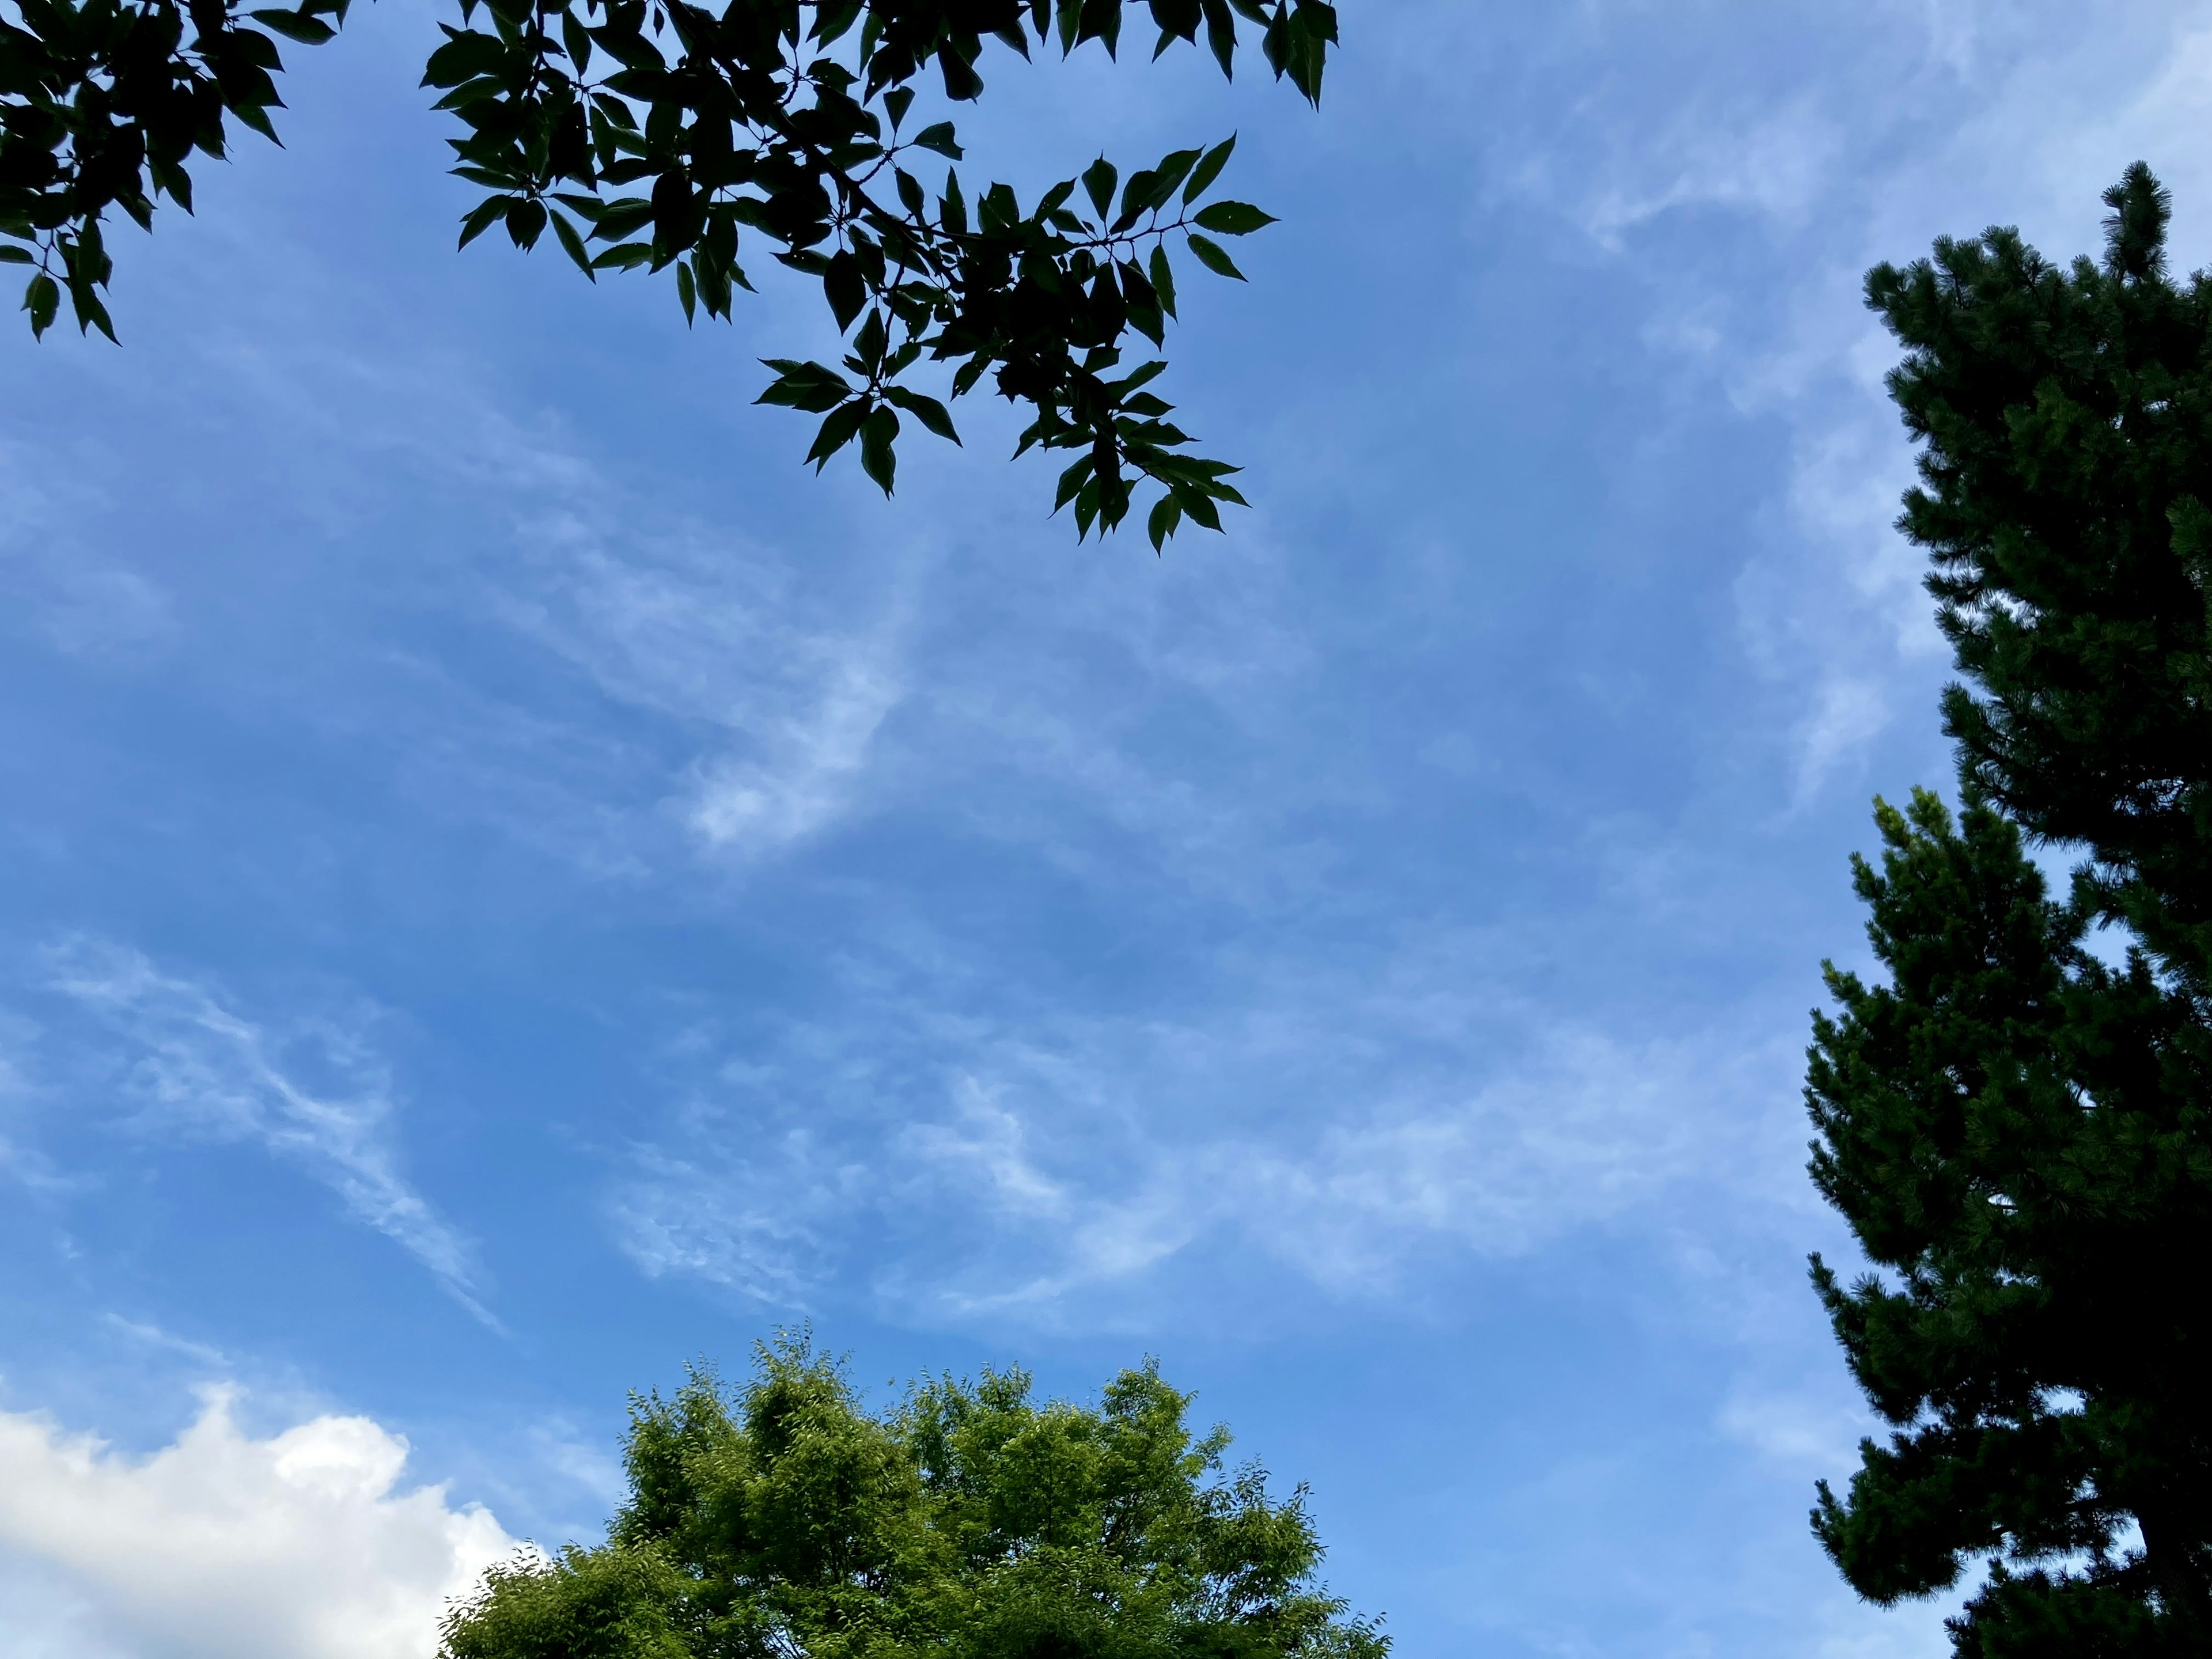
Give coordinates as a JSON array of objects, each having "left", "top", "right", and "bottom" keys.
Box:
[
  {"left": 441, "top": 1333, "right": 1388, "bottom": 1659},
  {"left": 1806, "top": 165, "right": 2212, "bottom": 1656},
  {"left": 0, "top": 0, "right": 1338, "bottom": 544}
]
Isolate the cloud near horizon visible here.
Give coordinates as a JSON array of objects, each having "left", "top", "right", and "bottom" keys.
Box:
[{"left": 0, "top": 1390, "right": 516, "bottom": 1659}]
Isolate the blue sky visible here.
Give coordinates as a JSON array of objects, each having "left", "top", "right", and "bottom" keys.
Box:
[{"left": 2, "top": 2, "right": 2209, "bottom": 1654}]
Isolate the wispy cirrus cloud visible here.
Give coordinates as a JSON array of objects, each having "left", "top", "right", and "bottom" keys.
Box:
[
  {"left": 1483, "top": 0, "right": 2212, "bottom": 802},
  {"left": 605, "top": 930, "right": 1810, "bottom": 1327},
  {"left": 488, "top": 531, "right": 908, "bottom": 859},
  {"left": 40, "top": 941, "right": 491, "bottom": 1324}
]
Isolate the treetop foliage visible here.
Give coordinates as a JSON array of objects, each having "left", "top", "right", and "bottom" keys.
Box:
[
  {"left": 1809, "top": 166, "right": 2212, "bottom": 1656},
  {"left": 0, "top": 0, "right": 1338, "bottom": 543},
  {"left": 441, "top": 1333, "right": 1388, "bottom": 1659},
  {"left": 1869, "top": 162, "right": 2212, "bottom": 997}
]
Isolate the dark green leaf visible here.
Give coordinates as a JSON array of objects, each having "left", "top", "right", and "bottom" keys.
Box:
[
  {"left": 757, "top": 358, "right": 852, "bottom": 413},
  {"left": 1185, "top": 231, "right": 1244, "bottom": 279},
  {"left": 551, "top": 210, "right": 596, "bottom": 278},
  {"left": 457, "top": 196, "right": 509, "bottom": 248},
  {"left": 592, "top": 198, "right": 656, "bottom": 242},
  {"left": 505, "top": 197, "right": 548, "bottom": 249},
  {"left": 859, "top": 405, "right": 899, "bottom": 493},
  {"left": 1183, "top": 133, "right": 1234, "bottom": 202},
  {"left": 1191, "top": 199, "right": 1274, "bottom": 234},
  {"left": 806, "top": 397, "right": 869, "bottom": 467},
  {"left": 561, "top": 9, "right": 592, "bottom": 70},
  {"left": 1082, "top": 157, "right": 1118, "bottom": 219},
  {"left": 886, "top": 386, "right": 960, "bottom": 444},
  {"left": 913, "top": 122, "right": 962, "bottom": 159},
  {"left": 23, "top": 272, "right": 58, "bottom": 338},
  {"left": 251, "top": 7, "right": 336, "bottom": 43},
  {"left": 824, "top": 251, "right": 866, "bottom": 330},
  {"left": 1147, "top": 491, "right": 1181, "bottom": 549}
]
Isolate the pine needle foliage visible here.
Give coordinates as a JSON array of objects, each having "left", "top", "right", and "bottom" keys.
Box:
[
  {"left": 1869, "top": 162, "right": 2212, "bottom": 997},
  {"left": 1808, "top": 165, "right": 2212, "bottom": 1657},
  {"left": 441, "top": 1334, "right": 1389, "bottom": 1659}
]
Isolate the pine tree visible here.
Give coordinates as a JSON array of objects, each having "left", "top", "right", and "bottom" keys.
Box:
[{"left": 1807, "top": 166, "right": 2212, "bottom": 1656}]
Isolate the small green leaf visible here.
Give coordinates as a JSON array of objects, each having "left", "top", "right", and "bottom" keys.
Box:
[
  {"left": 1149, "top": 244, "right": 1177, "bottom": 318},
  {"left": 1113, "top": 168, "right": 1158, "bottom": 232},
  {"left": 0, "top": 247, "right": 33, "bottom": 266},
  {"left": 1054, "top": 454, "right": 1095, "bottom": 511},
  {"left": 913, "top": 122, "right": 962, "bottom": 159},
  {"left": 806, "top": 398, "right": 869, "bottom": 467},
  {"left": 824, "top": 251, "right": 866, "bottom": 330},
  {"left": 23, "top": 272, "right": 58, "bottom": 338},
  {"left": 1147, "top": 492, "right": 1182, "bottom": 550},
  {"left": 1185, "top": 232, "right": 1244, "bottom": 279},
  {"left": 457, "top": 196, "right": 508, "bottom": 248},
  {"left": 757, "top": 358, "right": 852, "bottom": 412},
  {"left": 885, "top": 87, "right": 915, "bottom": 129},
  {"left": 1183, "top": 133, "right": 1234, "bottom": 202},
  {"left": 859, "top": 406, "right": 899, "bottom": 494},
  {"left": 937, "top": 43, "right": 983, "bottom": 100},
  {"left": 1199, "top": 0, "right": 1234, "bottom": 75},
  {"left": 74, "top": 287, "right": 116, "bottom": 343},
  {"left": 896, "top": 168, "right": 927, "bottom": 219},
  {"left": 561, "top": 9, "right": 592, "bottom": 70},
  {"left": 853, "top": 308, "right": 888, "bottom": 369},
  {"left": 1152, "top": 146, "right": 1200, "bottom": 202},
  {"left": 1082, "top": 157, "right": 1118, "bottom": 219},
  {"left": 676, "top": 259, "right": 697, "bottom": 323},
  {"left": 592, "top": 198, "right": 656, "bottom": 242},
  {"left": 886, "top": 386, "right": 960, "bottom": 444},
  {"left": 1179, "top": 485, "right": 1223, "bottom": 531},
  {"left": 505, "top": 197, "right": 548, "bottom": 249},
  {"left": 251, "top": 7, "right": 336, "bottom": 42},
  {"left": 1192, "top": 199, "right": 1275, "bottom": 234},
  {"left": 551, "top": 210, "right": 596, "bottom": 278}
]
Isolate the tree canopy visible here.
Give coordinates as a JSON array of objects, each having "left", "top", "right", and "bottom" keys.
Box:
[
  {"left": 1806, "top": 165, "right": 2212, "bottom": 1656},
  {"left": 0, "top": 0, "right": 1338, "bottom": 543},
  {"left": 441, "top": 1334, "right": 1388, "bottom": 1659}
]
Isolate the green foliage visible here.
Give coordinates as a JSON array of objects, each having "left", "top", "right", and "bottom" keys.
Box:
[
  {"left": 1809, "top": 168, "right": 2212, "bottom": 1656},
  {"left": 0, "top": 0, "right": 1338, "bottom": 542},
  {"left": 1868, "top": 161, "right": 2212, "bottom": 994},
  {"left": 442, "top": 1334, "right": 1388, "bottom": 1659}
]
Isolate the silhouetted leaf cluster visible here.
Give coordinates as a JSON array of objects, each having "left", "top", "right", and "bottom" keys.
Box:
[{"left": 1, "top": 0, "right": 1337, "bottom": 541}]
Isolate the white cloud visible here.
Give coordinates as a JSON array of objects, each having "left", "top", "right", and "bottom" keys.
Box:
[
  {"left": 683, "top": 646, "right": 905, "bottom": 851},
  {"left": 0, "top": 440, "right": 175, "bottom": 664},
  {"left": 1494, "top": 0, "right": 2212, "bottom": 796},
  {"left": 484, "top": 523, "right": 908, "bottom": 861},
  {"left": 610, "top": 1132, "right": 858, "bottom": 1304},
  {"left": 0, "top": 1391, "right": 516, "bottom": 1659},
  {"left": 41, "top": 941, "right": 490, "bottom": 1323},
  {"left": 1738, "top": 2, "right": 2212, "bottom": 790},
  {"left": 1576, "top": 97, "right": 1843, "bottom": 248},
  {"left": 609, "top": 939, "right": 1813, "bottom": 1323},
  {"left": 1718, "top": 1388, "right": 1876, "bottom": 1473}
]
